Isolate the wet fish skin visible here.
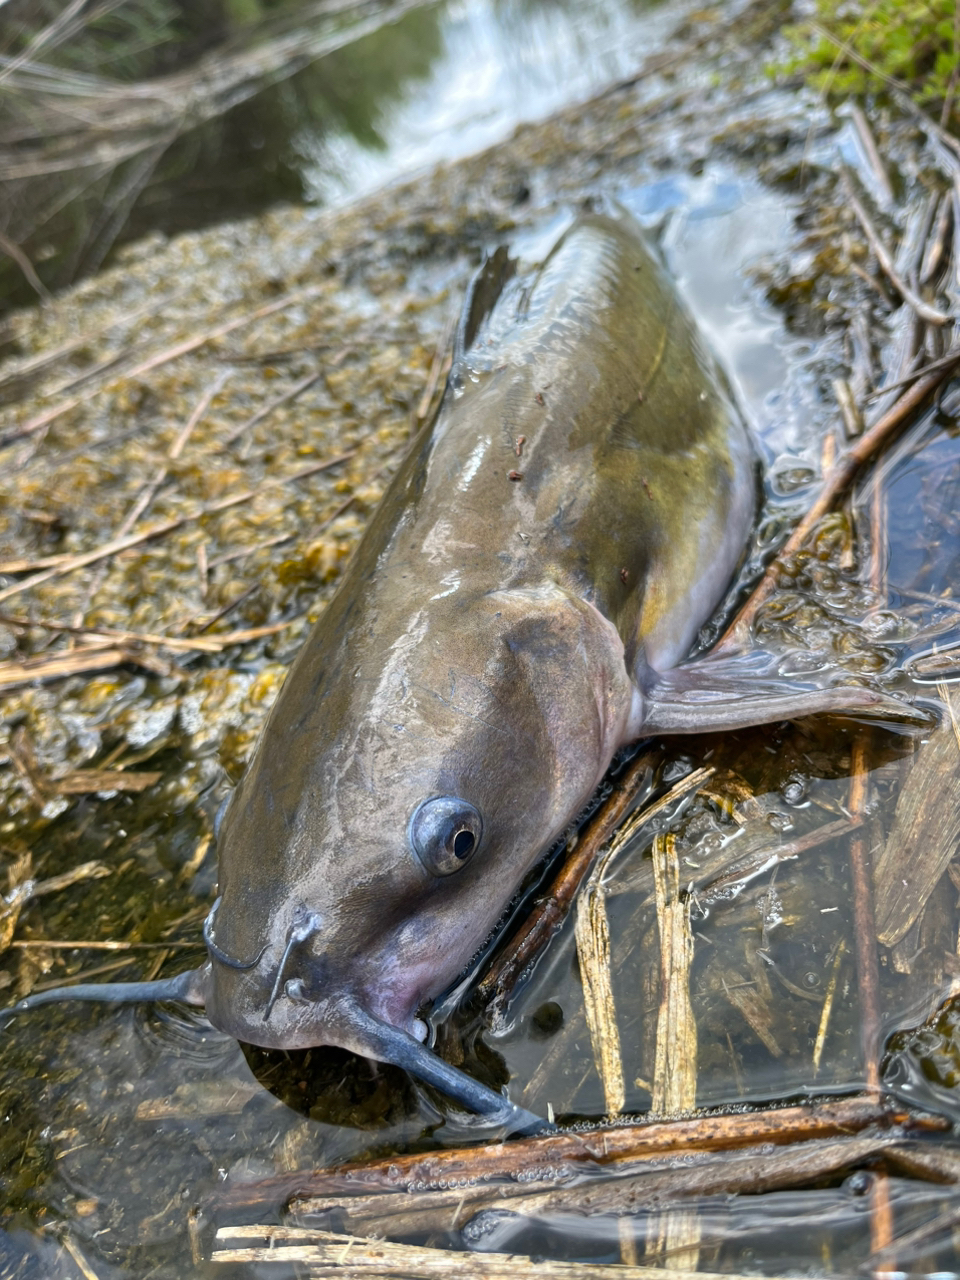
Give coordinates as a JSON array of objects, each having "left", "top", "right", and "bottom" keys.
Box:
[
  {"left": 1, "top": 210, "right": 914, "bottom": 1123},
  {"left": 202, "top": 209, "right": 758, "bottom": 1057}
]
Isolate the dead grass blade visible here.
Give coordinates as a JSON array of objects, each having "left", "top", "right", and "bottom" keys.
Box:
[
  {"left": 574, "top": 881, "right": 624, "bottom": 1115},
  {"left": 0, "top": 453, "right": 353, "bottom": 605},
  {"left": 0, "top": 285, "right": 323, "bottom": 451}
]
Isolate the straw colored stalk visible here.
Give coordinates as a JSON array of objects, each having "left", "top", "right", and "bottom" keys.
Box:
[
  {"left": 649, "top": 831, "right": 699, "bottom": 1269},
  {"left": 209, "top": 1225, "right": 801, "bottom": 1278}
]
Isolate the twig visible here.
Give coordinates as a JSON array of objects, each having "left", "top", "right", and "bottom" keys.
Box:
[
  {"left": 0, "top": 613, "right": 218, "bottom": 653},
  {"left": 42, "top": 768, "right": 161, "bottom": 795},
  {"left": 193, "top": 585, "right": 257, "bottom": 634},
  {"left": 59, "top": 1233, "right": 103, "bottom": 1280},
  {"left": 287, "top": 1135, "right": 942, "bottom": 1241},
  {"left": 695, "top": 814, "right": 861, "bottom": 906},
  {"left": 10, "top": 939, "right": 195, "bottom": 950},
  {"left": 203, "top": 1095, "right": 940, "bottom": 1214},
  {"left": 842, "top": 174, "right": 952, "bottom": 325},
  {"left": 0, "top": 613, "right": 295, "bottom": 653},
  {"left": 717, "top": 353, "right": 959, "bottom": 649},
  {"left": 0, "top": 646, "right": 166, "bottom": 692},
  {"left": 473, "top": 750, "right": 657, "bottom": 1017},
  {"left": 850, "top": 104, "right": 894, "bottom": 206},
  {"left": 0, "top": 619, "right": 298, "bottom": 693},
  {"left": 861, "top": 345, "right": 960, "bottom": 400},
  {"left": 224, "top": 370, "right": 323, "bottom": 445},
  {"left": 0, "top": 285, "right": 323, "bottom": 451}
]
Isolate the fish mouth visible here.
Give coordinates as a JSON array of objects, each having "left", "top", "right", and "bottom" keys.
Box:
[
  {"left": 200, "top": 910, "right": 548, "bottom": 1130},
  {"left": 203, "top": 896, "right": 266, "bottom": 971}
]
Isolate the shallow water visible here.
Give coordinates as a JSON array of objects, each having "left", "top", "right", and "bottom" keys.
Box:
[{"left": 1, "top": 1, "right": 960, "bottom": 1276}]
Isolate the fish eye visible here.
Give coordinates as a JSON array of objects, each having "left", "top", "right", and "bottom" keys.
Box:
[{"left": 409, "top": 796, "right": 483, "bottom": 877}]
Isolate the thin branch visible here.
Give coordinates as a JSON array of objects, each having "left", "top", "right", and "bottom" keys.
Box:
[
  {"left": 717, "top": 353, "right": 959, "bottom": 649},
  {"left": 203, "top": 1094, "right": 942, "bottom": 1214},
  {"left": 842, "top": 173, "right": 952, "bottom": 324}
]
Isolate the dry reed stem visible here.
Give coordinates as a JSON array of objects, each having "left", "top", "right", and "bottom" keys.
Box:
[
  {"left": 569, "top": 770, "right": 714, "bottom": 1118},
  {"left": 651, "top": 833, "right": 697, "bottom": 1117},
  {"left": 58, "top": 1233, "right": 102, "bottom": 1280},
  {"left": 208, "top": 1225, "right": 812, "bottom": 1277},
  {"left": 842, "top": 174, "right": 951, "bottom": 324},
  {"left": 920, "top": 190, "right": 954, "bottom": 285},
  {"left": 574, "top": 882, "right": 624, "bottom": 1114},
  {"left": 848, "top": 735, "right": 881, "bottom": 1091},
  {"left": 850, "top": 104, "right": 895, "bottom": 206},
  {"left": 649, "top": 833, "right": 700, "bottom": 1270}
]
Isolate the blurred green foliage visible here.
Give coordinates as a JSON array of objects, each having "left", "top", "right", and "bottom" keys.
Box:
[
  {"left": 780, "top": 0, "right": 960, "bottom": 128},
  {"left": 0, "top": 0, "right": 308, "bottom": 78}
]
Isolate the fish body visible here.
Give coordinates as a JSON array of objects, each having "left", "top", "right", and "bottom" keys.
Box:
[
  {"left": 205, "top": 210, "right": 757, "bottom": 1052},
  {"left": 3, "top": 211, "right": 910, "bottom": 1123}
]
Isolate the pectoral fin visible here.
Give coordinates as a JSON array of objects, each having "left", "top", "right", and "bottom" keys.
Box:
[{"left": 640, "top": 650, "right": 926, "bottom": 735}]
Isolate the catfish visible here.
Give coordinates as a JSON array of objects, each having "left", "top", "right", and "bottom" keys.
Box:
[{"left": 1, "top": 210, "right": 915, "bottom": 1131}]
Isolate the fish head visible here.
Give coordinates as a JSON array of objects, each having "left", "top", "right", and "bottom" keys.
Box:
[{"left": 200, "top": 583, "right": 632, "bottom": 1057}]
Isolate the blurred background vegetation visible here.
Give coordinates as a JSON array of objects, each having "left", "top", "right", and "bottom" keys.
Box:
[
  {"left": 0, "top": 0, "right": 444, "bottom": 311},
  {"left": 781, "top": 0, "right": 959, "bottom": 129}
]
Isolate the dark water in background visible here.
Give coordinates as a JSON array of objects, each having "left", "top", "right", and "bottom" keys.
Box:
[{"left": 0, "top": 0, "right": 686, "bottom": 309}]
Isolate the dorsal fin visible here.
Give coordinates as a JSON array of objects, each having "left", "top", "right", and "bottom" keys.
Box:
[{"left": 453, "top": 245, "right": 517, "bottom": 368}]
